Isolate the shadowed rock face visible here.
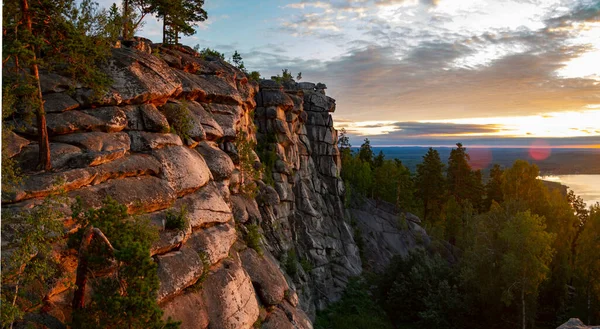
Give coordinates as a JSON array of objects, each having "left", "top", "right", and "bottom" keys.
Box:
[
  {"left": 3, "top": 40, "right": 425, "bottom": 329},
  {"left": 557, "top": 318, "right": 600, "bottom": 329}
]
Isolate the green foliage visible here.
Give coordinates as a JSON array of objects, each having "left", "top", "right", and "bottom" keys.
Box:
[
  {"left": 245, "top": 224, "right": 263, "bottom": 256},
  {"left": 315, "top": 278, "right": 394, "bottom": 329},
  {"left": 358, "top": 138, "right": 374, "bottom": 166},
  {"left": 283, "top": 249, "right": 298, "bottom": 276},
  {"left": 415, "top": 147, "right": 446, "bottom": 222},
  {"left": 256, "top": 132, "right": 277, "bottom": 187},
  {"left": 271, "top": 69, "right": 295, "bottom": 83},
  {"left": 234, "top": 131, "right": 262, "bottom": 198},
  {"left": 70, "top": 197, "right": 179, "bottom": 329},
  {"left": 248, "top": 71, "right": 261, "bottom": 82},
  {"left": 379, "top": 250, "right": 465, "bottom": 328},
  {"left": 186, "top": 251, "right": 211, "bottom": 292},
  {"left": 574, "top": 203, "right": 600, "bottom": 324},
  {"left": 197, "top": 47, "right": 225, "bottom": 60},
  {"left": 231, "top": 50, "right": 246, "bottom": 72},
  {"left": 159, "top": 0, "right": 207, "bottom": 44},
  {"left": 484, "top": 163, "right": 504, "bottom": 210},
  {"left": 300, "top": 258, "right": 313, "bottom": 272},
  {"left": 163, "top": 102, "right": 194, "bottom": 140},
  {"left": 165, "top": 206, "right": 188, "bottom": 231},
  {"left": 1, "top": 196, "right": 66, "bottom": 328}
]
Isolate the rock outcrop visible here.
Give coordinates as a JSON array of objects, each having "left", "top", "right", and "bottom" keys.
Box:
[
  {"left": 2, "top": 40, "right": 426, "bottom": 328},
  {"left": 557, "top": 318, "right": 600, "bottom": 329}
]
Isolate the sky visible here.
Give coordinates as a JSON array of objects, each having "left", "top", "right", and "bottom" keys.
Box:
[{"left": 98, "top": 0, "right": 600, "bottom": 147}]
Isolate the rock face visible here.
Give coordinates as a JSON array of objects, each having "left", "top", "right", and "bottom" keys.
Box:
[
  {"left": 557, "top": 318, "right": 600, "bottom": 329},
  {"left": 2, "top": 42, "right": 426, "bottom": 328},
  {"left": 347, "top": 198, "right": 429, "bottom": 272}
]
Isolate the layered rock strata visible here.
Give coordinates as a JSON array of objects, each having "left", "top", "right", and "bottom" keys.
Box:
[{"left": 3, "top": 39, "right": 425, "bottom": 328}]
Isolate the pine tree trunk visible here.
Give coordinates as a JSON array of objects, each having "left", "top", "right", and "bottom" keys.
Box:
[
  {"left": 22, "top": 0, "right": 51, "bottom": 171},
  {"left": 123, "top": 0, "right": 129, "bottom": 39},
  {"left": 72, "top": 227, "right": 95, "bottom": 310},
  {"left": 162, "top": 18, "right": 166, "bottom": 44},
  {"left": 588, "top": 285, "right": 591, "bottom": 325},
  {"left": 522, "top": 287, "right": 526, "bottom": 329}
]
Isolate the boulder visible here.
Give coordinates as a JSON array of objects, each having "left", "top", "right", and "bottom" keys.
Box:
[
  {"left": 240, "top": 248, "right": 289, "bottom": 305},
  {"left": 159, "top": 101, "right": 206, "bottom": 141},
  {"left": 139, "top": 103, "right": 170, "bottom": 132},
  {"left": 279, "top": 302, "right": 313, "bottom": 329},
  {"left": 202, "top": 259, "right": 259, "bottom": 329},
  {"left": 82, "top": 107, "right": 128, "bottom": 132},
  {"left": 101, "top": 47, "right": 182, "bottom": 105},
  {"left": 52, "top": 132, "right": 130, "bottom": 152},
  {"left": 5, "top": 168, "right": 95, "bottom": 203},
  {"left": 230, "top": 195, "right": 260, "bottom": 224},
  {"left": 39, "top": 72, "right": 78, "bottom": 94},
  {"left": 193, "top": 74, "right": 243, "bottom": 105},
  {"left": 90, "top": 153, "right": 162, "bottom": 184},
  {"left": 4, "top": 131, "right": 30, "bottom": 158},
  {"left": 45, "top": 111, "right": 107, "bottom": 135},
  {"left": 195, "top": 142, "right": 234, "bottom": 180},
  {"left": 16, "top": 143, "right": 82, "bottom": 171},
  {"left": 69, "top": 176, "right": 176, "bottom": 213},
  {"left": 156, "top": 246, "right": 204, "bottom": 302},
  {"left": 161, "top": 290, "right": 210, "bottom": 329},
  {"left": 262, "top": 309, "right": 294, "bottom": 329},
  {"left": 187, "top": 102, "right": 224, "bottom": 140},
  {"left": 152, "top": 146, "right": 211, "bottom": 196},
  {"left": 129, "top": 131, "right": 182, "bottom": 152},
  {"left": 173, "top": 183, "right": 232, "bottom": 228},
  {"left": 187, "top": 223, "right": 236, "bottom": 265},
  {"left": 211, "top": 113, "right": 238, "bottom": 139},
  {"left": 43, "top": 93, "right": 79, "bottom": 113}
]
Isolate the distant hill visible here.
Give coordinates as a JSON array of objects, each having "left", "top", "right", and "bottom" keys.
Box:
[{"left": 356, "top": 147, "right": 600, "bottom": 175}]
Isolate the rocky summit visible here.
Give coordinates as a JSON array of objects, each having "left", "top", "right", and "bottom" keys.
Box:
[{"left": 2, "top": 39, "right": 426, "bottom": 329}]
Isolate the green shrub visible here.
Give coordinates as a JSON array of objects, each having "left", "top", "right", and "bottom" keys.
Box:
[
  {"left": 284, "top": 249, "right": 298, "bottom": 276},
  {"left": 245, "top": 224, "right": 263, "bottom": 256},
  {"left": 162, "top": 102, "right": 194, "bottom": 140},
  {"left": 197, "top": 47, "right": 225, "bottom": 60},
  {"left": 248, "top": 71, "right": 261, "bottom": 82},
  {"left": 300, "top": 258, "right": 313, "bottom": 272},
  {"left": 234, "top": 131, "right": 262, "bottom": 198},
  {"left": 165, "top": 206, "right": 188, "bottom": 231}
]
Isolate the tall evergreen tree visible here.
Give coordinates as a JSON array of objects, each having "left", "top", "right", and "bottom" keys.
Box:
[
  {"left": 415, "top": 148, "right": 446, "bottom": 222},
  {"left": 358, "top": 138, "right": 374, "bottom": 166},
  {"left": 485, "top": 164, "right": 504, "bottom": 210},
  {"left": 447, "top": 143, "right": 472, "bottom": 202},
  {"left": 158, "top": 0, "right": 207, "bottom": 44}
]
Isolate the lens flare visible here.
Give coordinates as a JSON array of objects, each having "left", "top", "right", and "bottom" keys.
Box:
[
  {"left": 468, "top": 148, "right": 493, "bottom": 170},
  {"left": 529, "top": 140, "right": 552, "bottom": 160}
]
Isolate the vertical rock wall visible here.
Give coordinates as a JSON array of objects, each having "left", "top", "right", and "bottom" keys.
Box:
[{"left": 253, "top": 81, "right": 362, "bottom": 317}]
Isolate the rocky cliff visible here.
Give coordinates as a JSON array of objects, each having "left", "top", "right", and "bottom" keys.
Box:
[{"left": 2, "top": 39, "right": 424, "bottom": 328}]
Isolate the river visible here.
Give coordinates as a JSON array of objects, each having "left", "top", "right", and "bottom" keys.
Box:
[{"left": 540, "top": 175, "right": 600, "bottom": 208}]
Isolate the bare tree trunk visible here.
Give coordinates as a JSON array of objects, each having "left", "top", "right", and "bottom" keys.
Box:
[
  {"left": 72, "top": 227, "right": 95, "bottom": 310},
  {"left": 162, "top": 18, "right": 166, "bottom": 44},
  {"left": 72, "top": 227, "right": 116, "bottom": 310},
  {"left": 22, "top": 0, "right": 51, "bottom": 171},
  {"left": 588, "top": 285, "right": 591, "bottom": 325},
  {"left": 123, "top": 0, "right": 129, "bottom": 39},
  {"left": 522, "top": 287, "right": 526, "bottom": 329}
]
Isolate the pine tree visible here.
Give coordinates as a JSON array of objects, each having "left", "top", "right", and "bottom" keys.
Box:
[
  {"left": 70, "top": 197, "right": 180, "bottom": 329},
  {"left": 447, "top": 143, "right": 472, "bottom": 203},
  {"left": 2, "top": 0, "right": 115, "bottom": 171},
  {"left": 484, "top": 164, "right": 504, "bottom": 210},
  {"left": 415, "top": 148, "right": 446, "bottom": 222},
  {"left": 158, "top": 0, "right": 207, "bottom": 45},
  {"left": 358, "top": 138, "right": 374, "bottom": 166}
]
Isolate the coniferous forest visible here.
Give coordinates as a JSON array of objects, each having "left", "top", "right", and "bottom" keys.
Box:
[{"left": 316, "top": 130, "right": 600, "bottom": 329}]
